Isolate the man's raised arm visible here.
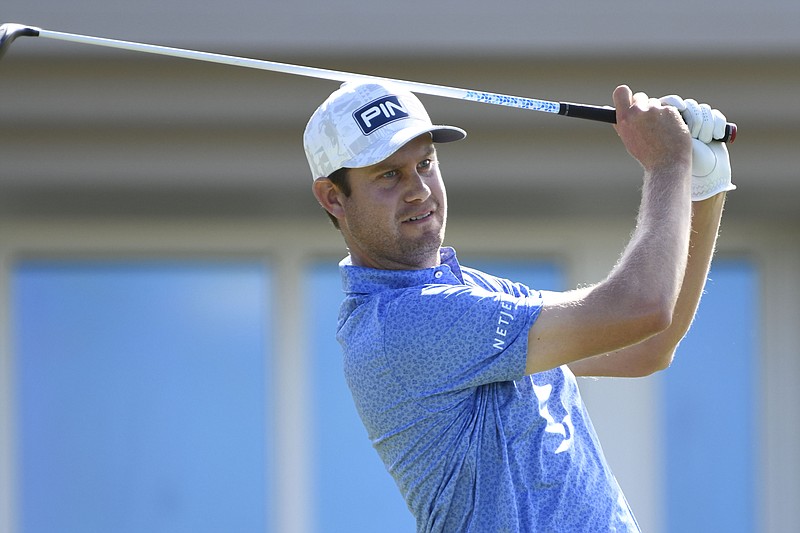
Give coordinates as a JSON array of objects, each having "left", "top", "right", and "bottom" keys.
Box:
[{"left": 525, "top": 85, "right": 694, "bottom": 375}]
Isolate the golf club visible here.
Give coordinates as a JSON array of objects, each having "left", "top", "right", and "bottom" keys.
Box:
[{"left": 0, "top": 22, "right": 736, "bottom": 143}]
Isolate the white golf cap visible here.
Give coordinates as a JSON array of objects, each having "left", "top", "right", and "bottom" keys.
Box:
[{"left": 303, "top": 81, "right": 466, "bottom": 180}]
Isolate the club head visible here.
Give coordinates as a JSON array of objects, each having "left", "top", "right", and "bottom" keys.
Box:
[{"left": 0, "top": 23, "right": 40, "bottom": 61}]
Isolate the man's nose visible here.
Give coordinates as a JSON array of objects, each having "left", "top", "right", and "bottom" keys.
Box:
[{"left": 404, "top": 170, "right": 431, "bottom": 203}]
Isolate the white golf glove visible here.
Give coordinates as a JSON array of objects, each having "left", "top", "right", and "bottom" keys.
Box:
[{"left": 660, "top": 94, "right": 735, "bottom": 201}]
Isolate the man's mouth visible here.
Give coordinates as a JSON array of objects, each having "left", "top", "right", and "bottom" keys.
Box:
[{"left": 405, "top": 211, "right": 433, "bottom": 223}]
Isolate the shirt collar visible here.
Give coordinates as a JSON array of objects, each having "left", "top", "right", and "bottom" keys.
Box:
[{"left": 340, "top": 246, "right": 464, "bottom": 295}]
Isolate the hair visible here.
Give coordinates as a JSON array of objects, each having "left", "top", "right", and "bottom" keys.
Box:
[{"left": 323, "top": 167, "right": 351, "bottom": 229}]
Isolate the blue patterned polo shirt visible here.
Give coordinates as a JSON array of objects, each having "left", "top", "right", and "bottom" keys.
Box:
[{"left": 337, "top": 247, "right": 639, "bottom": 532}]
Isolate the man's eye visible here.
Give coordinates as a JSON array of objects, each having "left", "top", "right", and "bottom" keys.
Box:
[
  {"left": 418, "top": 159, "right": 437, "bottom": 173},
  {"left": 381, "top": 170, "right": 399, "bottom": 179}
]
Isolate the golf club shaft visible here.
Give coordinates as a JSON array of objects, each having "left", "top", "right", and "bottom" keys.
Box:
[
  {"left": 3, "top": 24, "right": 737, "bottom": 142},
  {"left": 33, "top": 29, "right": 579, "bottom": 117}
]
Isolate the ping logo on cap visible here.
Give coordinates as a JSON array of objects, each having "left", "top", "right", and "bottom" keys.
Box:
[{"left": 353, "top": 95, "right": 409, "bottom": 135}]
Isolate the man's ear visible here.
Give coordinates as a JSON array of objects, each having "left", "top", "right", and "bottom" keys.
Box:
[{"left": 312, "top": 178, "right": 346, "bottom": 221}]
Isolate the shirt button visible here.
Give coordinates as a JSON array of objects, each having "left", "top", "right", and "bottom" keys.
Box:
[{"left": 434, "top": 271, "right": 443, "bottom": 279}]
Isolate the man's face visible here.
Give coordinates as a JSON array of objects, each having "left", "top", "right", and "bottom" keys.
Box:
[{"left": 337, "top": 134, "right": 447, "bottom": 270}]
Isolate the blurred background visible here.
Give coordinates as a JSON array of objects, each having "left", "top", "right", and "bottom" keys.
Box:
[{"left": 1, "top": 1, "right": 798, "bottom": 532}]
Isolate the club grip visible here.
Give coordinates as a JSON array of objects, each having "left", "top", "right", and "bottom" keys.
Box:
[{"left": 558, "top": 102, "right": 737, "bottom": 144}]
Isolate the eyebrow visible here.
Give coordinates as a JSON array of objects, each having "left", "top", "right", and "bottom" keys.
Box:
[{"left": 371, "top": 144, "right": 437, "bottom": 173}]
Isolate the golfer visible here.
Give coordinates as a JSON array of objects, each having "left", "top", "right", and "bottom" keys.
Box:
[{"left": 304, "top": 81, "right": 733, "bottom": 532}]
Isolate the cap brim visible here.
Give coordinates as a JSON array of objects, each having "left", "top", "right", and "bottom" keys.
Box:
[
  {"left": 430, "top": 125, "right": 467, "bottom": 144},
  {"left": 342, "top": 124, "right": 466, "bottom": 170}
]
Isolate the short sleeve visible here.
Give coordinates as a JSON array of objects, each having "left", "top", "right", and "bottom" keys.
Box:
[{"left": 383, "top": 284, "right": 542, "bottom": 396}]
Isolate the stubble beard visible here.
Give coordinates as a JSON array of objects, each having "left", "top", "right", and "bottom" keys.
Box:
[{"left": 347, "top": 204, "right": 447, "bottom": 270}]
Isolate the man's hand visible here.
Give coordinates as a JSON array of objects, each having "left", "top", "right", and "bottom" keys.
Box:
[
  {"left": 660, "top": 95, "right": 736, "bottom": 201},
  {"left": 613, "top": 85, "right": 692, "bottom": 175}
]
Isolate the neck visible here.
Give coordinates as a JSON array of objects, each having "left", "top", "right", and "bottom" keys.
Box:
[{"left": 348, "top": 249, "right": 442, "bottom": 270}]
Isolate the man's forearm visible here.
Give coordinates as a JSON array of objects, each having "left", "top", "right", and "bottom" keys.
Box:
[
  {"left": 568, "top": 192, "right": 727, "bottom": 377},
  {"left": 649, "top": 191, "right": 727, "bottom": 353},
  {"left": 608, "top": 162, "right": 693, "bottom": 317}
]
